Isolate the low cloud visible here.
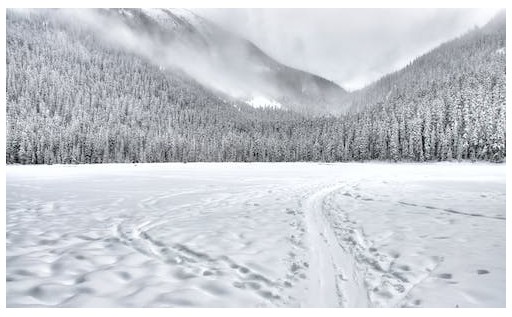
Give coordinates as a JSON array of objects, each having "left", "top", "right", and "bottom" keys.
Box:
[
  {"left": 195, "top": 8, "right": 500, "bottom": 90},
  {"left": 49, "top": 9, "right": 279, "bottom": 101}
]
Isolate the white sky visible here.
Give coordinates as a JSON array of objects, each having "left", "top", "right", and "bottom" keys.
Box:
[{"left": 195, "top": 8, "right": 501, "bottom": 91}]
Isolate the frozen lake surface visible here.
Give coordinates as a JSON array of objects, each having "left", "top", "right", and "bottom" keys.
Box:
[{"left": 6, "top": 163, "right": 506, "bottom": 307}]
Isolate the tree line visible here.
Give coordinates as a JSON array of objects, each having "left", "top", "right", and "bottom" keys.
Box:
[{"left": 6, "top": 10, "right": 506, "bottom": 164}]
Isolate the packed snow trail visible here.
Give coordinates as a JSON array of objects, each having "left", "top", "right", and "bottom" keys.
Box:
[
  {"left": 302, "top": 184, "right": 369, "bottom": 307},
  {"left": 6, "top": 163, "right": 505, "bottom": 307}
]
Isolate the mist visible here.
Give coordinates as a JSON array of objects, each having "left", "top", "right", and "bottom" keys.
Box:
[
  {"left": 16, "top": 8, "right": 501, "bottom": 110},
  {"left": 195, "top": 8, "right": 501, "bottom": 91},
  {"left": 43, "top": 8, "right": 285, "bottom": 103}
]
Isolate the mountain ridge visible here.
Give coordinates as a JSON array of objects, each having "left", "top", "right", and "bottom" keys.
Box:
[
  {"left": 6, "top": 9, "right": 505, "bottom": 164},
  {"left": 99, "top": 8, "right": 348, "bottom": 114},
  {"left": 341, "top": 9, "right": 506, "bottom": 113}
]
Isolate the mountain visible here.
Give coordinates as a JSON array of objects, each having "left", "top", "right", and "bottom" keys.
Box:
[
  {"left": 336, "top": 10, "right": 506, "bottom": 161},
  {"left": 6, "top": 9, "right": 505, "bottom": 164},
  {"left": 341, "top": 10, "right": 506, "bottom": 113},
  {"left": 86, "top": 8, "right": 347, "bottom": 114}
]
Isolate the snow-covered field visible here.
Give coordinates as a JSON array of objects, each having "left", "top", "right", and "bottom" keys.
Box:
[{"left": 6, "top": 163, "right": 505, "bottom": 307}]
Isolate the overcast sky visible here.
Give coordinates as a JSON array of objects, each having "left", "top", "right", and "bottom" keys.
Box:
[{"left": 194, "top": 8, "right": 500, "bottom": 91}]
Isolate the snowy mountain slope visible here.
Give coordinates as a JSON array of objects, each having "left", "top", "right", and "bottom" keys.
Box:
[
  {"left": 95, "top": 8, "right": 347, "bottom": 114},
  {"left": 6, "top": 9, "right": 506, "bottom": 164},
  {"left": 341, "top": 10, "right": 506, "bottom": 113}
]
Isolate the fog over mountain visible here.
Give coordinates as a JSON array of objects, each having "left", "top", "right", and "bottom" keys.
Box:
[
  {"left": 58, "top": 8, "right": 347, "bottom": 114},
  {"left": 6, "top": 8, "right": 505, "bottom": 164},
  {"left": 196, "top": 8, "right": 501, "bottom": 90}
]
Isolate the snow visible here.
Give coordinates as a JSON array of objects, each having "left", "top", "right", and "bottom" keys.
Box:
[
  {"left": 140, "top": 8, "right": 170, "bottom": 21},
  {"left": 6, "top": 162, "right": 505, "bottom": 307},
  {"left": 246, "top": 96, "right": 282, "bottom": 109},
  {"left": 167, "top": 8, "right": 200, "bottom": 23},
  {"left": 117, "top": 9, "right": 133, "bottom": 18},
  {"left": 139, "top": 8, "right": 215, "bottom": 46},
  {"left": 140, "top": 8, "right": 183, "bottom": 31}
]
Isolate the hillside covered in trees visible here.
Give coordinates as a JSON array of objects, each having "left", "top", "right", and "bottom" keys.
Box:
[{"left": 6, "top": 9, "right": 506, "bottom": 164}]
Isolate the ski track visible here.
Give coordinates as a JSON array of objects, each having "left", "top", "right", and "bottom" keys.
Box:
[
  {"left": 318, "top": 184, "right": 442, "bottom": 307},
  {"left": 301, "top": 183, "right": 440, "bottom": 307},
  {"left": 397, "top": 201, "right": 505, "bottom": 221},
  {"left": 6, "top": 163, "right": 506, "bottom": 307},
  {"left": 297, "top": 178, "right": 504, "bottom": 308},
  {"left": 7, "top": 178, "right": 315, "bottom": 307},
  {"left": 107, "top": 187, "right": 304, "bottom": 308},
  {"left": 302, "top": 184, "right": 369, "bottom": 307}
]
